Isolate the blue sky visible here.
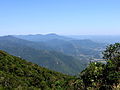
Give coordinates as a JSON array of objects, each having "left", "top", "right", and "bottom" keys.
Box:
[{"left": 0, "top": 0, "right": 120, "bottom": 35}]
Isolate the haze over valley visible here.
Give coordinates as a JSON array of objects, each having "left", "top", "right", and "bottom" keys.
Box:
[{"left": 0, "top": 34, "right": 106, "bottom": 75}]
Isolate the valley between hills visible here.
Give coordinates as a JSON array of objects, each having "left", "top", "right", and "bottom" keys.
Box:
[{"left": 0, "top": 34, "right": 119, "bottom": 89}]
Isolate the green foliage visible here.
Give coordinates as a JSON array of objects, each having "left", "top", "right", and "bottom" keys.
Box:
[
  {"left": 79, "top": 43, "right": 120, "bottom": 89},
  {"left": 0, "top": 50, "right": 79, "bottom": 89},
  {"left": 0, "top": 43, "right": 120, "bottom": 90},
  {"left": 103, "top": 43, "right": 120, "bottom": 62},
  {"left": 102, "top": 43, "right": 120, "bottom": 86},
  {"left": 80, "top": 62, "right": 105, "bottom": 89}
]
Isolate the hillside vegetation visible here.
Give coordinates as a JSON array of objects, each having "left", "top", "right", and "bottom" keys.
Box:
[
  {"left": 0, "top": 36, "right": 87, "bottom": 75},
  {"left": 0, "top": 43, "right": 119, "bottom": 89},
  {"left": 0, "top": 50, "right": 78, "bottom": 89}
]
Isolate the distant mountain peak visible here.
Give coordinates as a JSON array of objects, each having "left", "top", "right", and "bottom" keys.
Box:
[
  {"left": 46, "top": 33, "right": 58, "bottom": 36},
  {"left": 1, "top": 35, "right": 13, "bottom": 38}
]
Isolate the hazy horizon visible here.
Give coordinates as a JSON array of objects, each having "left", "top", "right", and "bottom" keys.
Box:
[
  {"left": 0, "top": 0, "right": 120, "bottom": 35},
  {"left": 1, "top": 33, "right": 120, "bottom": 36}
]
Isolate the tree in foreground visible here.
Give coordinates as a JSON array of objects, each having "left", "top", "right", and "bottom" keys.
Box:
[
  {"left": 102, "top": 43, "right": 120, "bottom": 88},
  {"left": 80, "top": 43, "right": 120, "bottom": 90}
]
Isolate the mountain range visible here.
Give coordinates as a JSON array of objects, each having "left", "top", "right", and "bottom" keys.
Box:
[
  {"left": 0, "top": 34, "right": 105, "bottom": 75},
  {"left": 15, "top": 34, "right": 105, "bottom": 58}
]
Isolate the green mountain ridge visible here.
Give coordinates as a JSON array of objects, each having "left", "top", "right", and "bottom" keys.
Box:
[
  {"left": 0, "top": 43, "right": 119, "bottom": 90},
  {"left": 0, "top": 36, "right": 86, "bottom": 75},
  {"left": 0, "top": 34, "right": 105, "bottom": 75}
]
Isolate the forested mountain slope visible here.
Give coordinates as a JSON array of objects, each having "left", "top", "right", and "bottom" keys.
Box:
[
  {"left": 0, "top": 50, "right": 75, "bottom": 89},
  {"left": 0, "top": 36, "right": 86, "bottom": 75},
  {"left": 0, "top": 43, "right": 119, "bottom": 90}
]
